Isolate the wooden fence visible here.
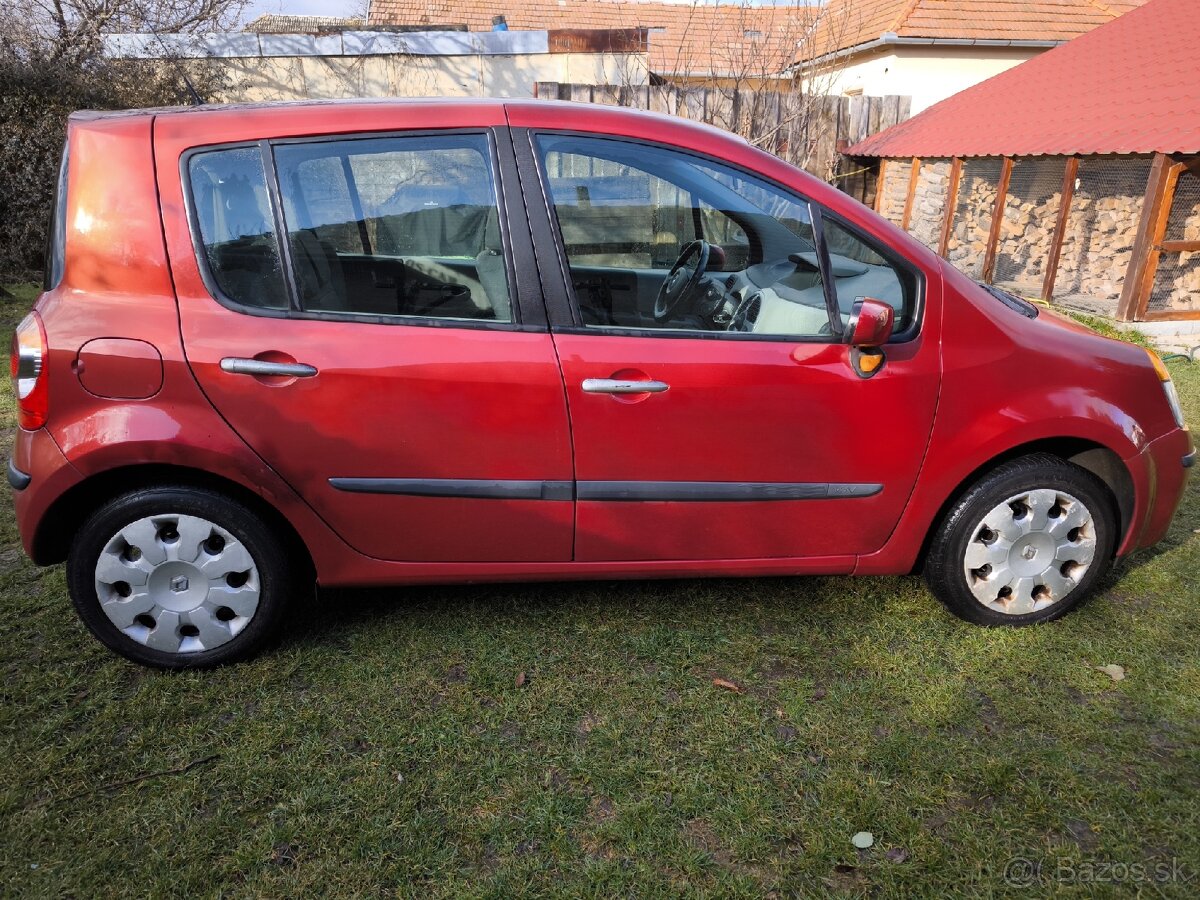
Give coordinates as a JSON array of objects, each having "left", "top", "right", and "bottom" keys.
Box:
[{"left": 534, "top": 82, "right": 910, "bottom": 205}]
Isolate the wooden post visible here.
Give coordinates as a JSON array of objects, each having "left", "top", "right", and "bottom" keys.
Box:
[
  {"left": 1117, "top": 153, "right": 1178, "bottom": 321},
  {"left": 874, "top": 159, "right": 888, "bottom": 213},
  {"left": 1134, "top": 162, "right": 1185, "bottom": 320},
  {"left": 981, "top": 157, "right": 1013, "bottom": 284},
  {"left": 1040, "top": 157, "right": 1079, "bottom": 301},
  {"left": 900, "top": 157, "right": 921, "bottom": 232},
  {"left": 938, "top": 157, "right": 963, "bottom": 257}
]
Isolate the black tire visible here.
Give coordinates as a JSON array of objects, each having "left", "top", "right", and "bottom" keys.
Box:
[
  {"left": 67, "top": 486, "right": 298, "bottom": 668},
  {"left": 925, "top": 454, "right": 1118, "bottom": 626}
]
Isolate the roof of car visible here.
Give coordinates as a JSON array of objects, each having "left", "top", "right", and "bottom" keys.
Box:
[
  {"left": 71, "top": 96, "right": 513, "bottom": 120},
  {"left": 70, "top": 97, "right": 749, "bottom": 144}
]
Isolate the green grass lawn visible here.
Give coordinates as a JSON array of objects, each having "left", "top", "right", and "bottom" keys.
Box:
[{"left": 0, "top": 282, "right": 1197, "bottom": 897}]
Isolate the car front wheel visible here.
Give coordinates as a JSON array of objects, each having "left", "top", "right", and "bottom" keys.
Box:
[
  {"left": 925, "top": 454, "right": 1118, "bottom": 626},
  {"left": 67, "top": 486, "right": 296, "bottom": 668}
]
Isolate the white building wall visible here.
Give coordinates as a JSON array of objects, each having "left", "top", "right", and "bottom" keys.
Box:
[
  {"left": 813, "top": 45, "right": 1047, "bottom": 114},
  {"left": 106, "top": 30, "right": 647, "bottom": 103},
  {"left": 196, "top": 52, "right": 645, "bottom": 102}
]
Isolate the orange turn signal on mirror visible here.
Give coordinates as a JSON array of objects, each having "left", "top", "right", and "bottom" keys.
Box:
[{"left": 857, "top": 350, "right": 885, "bottom": 375}]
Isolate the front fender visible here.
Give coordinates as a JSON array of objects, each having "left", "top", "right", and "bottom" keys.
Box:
[{"left": 856, "top": 385, "right": 1144, "bottom": 575}]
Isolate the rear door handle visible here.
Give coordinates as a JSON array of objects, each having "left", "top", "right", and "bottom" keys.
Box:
[
  {"left": 581, "top": 378, "right": 669, "bottom": 394},
  {"left": 220, "top": 358, "right": 318, "bottom": 378}
]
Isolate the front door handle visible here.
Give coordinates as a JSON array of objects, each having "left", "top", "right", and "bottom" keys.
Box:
[
  {"left": 581, "top": 378, "right": 669, "bottom": 394},
  {"left": 220, "top": 358, "right": 318, "bottom": 378}
]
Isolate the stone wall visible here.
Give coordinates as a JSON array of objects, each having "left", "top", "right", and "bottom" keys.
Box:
[
  {"left": 906, "top": 159, "right": 950, "bottom": 251},
  {"left": 1053, "top": 157, "right": 1151, "bottom": 307},
  {"left": 879, "top": 154, "right": 1164, "bottom": 313},
  {"left": 944, "top": 158, "right": 1002, "bottom": 280},
  {"left": 992, "top": 158, "right": 1062, "bottom": 291},
  {"left": 878, "top": 160, "right": 912, "bottom": 223}
]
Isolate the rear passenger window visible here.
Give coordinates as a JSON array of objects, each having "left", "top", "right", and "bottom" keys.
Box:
[
  {"left": 188, "top": 134, "right": 512, "bottom": 324},
  {"left": 189, "top": 147, "right": 288, "bottom": 310},
  {"left": 272, "top": 134, "right": 512, "bottom": 322}
]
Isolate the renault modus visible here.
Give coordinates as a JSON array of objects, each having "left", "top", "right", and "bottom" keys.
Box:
[{"left": 8, "top": 100, "right": 1193, "bottom": 668}]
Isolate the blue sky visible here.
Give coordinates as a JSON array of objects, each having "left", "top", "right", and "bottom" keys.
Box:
[{"left": 244, "top": 1, "right": 363, "bottom": 19}]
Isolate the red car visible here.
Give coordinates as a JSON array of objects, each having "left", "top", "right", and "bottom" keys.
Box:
[{"left": 9, "top": 100, "right": 1193, "bottom": 668}]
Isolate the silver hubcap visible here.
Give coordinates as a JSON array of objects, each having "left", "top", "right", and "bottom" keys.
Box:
[
  {"left": 94, "top": 514, "right": 260, "bottom": 654},
  {"left": 963, "top": 488, "right": 1097, "bottom": 615}
]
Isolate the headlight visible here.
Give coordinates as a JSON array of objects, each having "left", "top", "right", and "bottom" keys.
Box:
[{"left": 1147, "top": 350, "right": 1187, "bottom": 430}]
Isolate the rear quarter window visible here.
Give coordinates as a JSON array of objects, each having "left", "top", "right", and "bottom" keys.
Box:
[
  {"left": 188, "top": 147, "right": 289, "bottom": 310},
  {"left": 43, "top": 144, "right": 69, "bottom": 291}
]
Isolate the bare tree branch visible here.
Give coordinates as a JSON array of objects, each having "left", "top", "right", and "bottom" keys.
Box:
[
  {"left": 613, "top": 0, "right": 854, "bottom": 178},
  {"left": 3, "top": 0, "right": 249, "bottom": 62}
]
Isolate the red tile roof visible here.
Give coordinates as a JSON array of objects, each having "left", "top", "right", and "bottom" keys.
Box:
[
  {"left": 368, "top": 0, "right": 804, "bottom": 75},
  {"left": 803, "top": 0, "right": 1148, "bottom": 61},
  {"left": 244, "top": 14, "right": 363, "bottom": 33},
  {"left": 848, "top": 0, "right": 1200, "bottom": 157}
]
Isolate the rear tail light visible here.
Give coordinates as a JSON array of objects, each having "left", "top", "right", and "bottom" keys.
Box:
[{"left": 11, "top": 312, "right": 48, "bottom": 429}]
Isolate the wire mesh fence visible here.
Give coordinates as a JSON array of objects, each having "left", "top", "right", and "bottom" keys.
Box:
[
  {"left": 1165, "top": 168, "right": 1200, "bottom": 242},
  {"left": 1053, "top": 156, "right": 1151, "bottom": 305},
  {"left": 945, "top": 157, "right": 1003, "bottom": 280},
  {"left": 992, "top": 158, "right": 1064, "bottom": 293},
  {"left": 1148, "top": 251, "right": 1200, "bottom": 315},
  {"left": 875, "top": 152, "right": 1193, "bottom": 318},
  {"left": 1147, "top": 168, "right": 1200, "bottom": 315}
]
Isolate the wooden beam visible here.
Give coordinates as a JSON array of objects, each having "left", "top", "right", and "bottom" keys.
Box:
[
  {"left": 900, "top": 156, "right": 921, "bottom": 232},
  {"left": 1041, "top": 156, "right": 1079, "bottom": 301},
  {"left": 1159, "top": 240, "right": 1200, "bottom": 253},
  {"left": 1143, "top": 309, "right": 1200, "bottom": 322},
  {"left": 874, "top": 158, "right": 888, "bottom": 213},
  {"left": 1117, "top": 154, "right": 1180, "bottom": 322},
  {"left": 938, "top": 157, "right": 963, "bottom": 258},
  {"left": 981, "top": 157, "right": 1013, "bottom": 284}
]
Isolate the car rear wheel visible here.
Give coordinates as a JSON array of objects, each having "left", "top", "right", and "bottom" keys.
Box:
[
  {"left": 67, "top": 487, "right": 296, "bottom": 668},
  {"left": 925, "top": 454, "right": 1117, "bottom": 626}
]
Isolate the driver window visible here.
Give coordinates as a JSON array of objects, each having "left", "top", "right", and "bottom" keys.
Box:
[
  {"left": 540, "top": 149, "right": 695, "bottom": 270},
  {"left": 536, "top": 134, "right": 841, "bottom": 338}
]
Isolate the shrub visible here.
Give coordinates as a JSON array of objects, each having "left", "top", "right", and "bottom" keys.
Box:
[{"left": 0, "top": 57, "right": 218, "bottom": 280}]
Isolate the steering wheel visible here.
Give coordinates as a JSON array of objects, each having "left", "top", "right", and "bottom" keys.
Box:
[{"left": 654, "top": 240, "right": 711, "bottom": 323}]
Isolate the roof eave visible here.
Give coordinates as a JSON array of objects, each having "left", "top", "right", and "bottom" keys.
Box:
[{"left": 791, "top": 33, "right": 1064, "bottom": 73}]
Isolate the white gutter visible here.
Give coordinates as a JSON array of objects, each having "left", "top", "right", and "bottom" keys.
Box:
[{"left": 791, "top": 32, "right": 1064, "bottom": 72}]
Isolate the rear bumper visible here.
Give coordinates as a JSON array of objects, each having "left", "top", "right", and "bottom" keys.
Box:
[
  {"left": 10, "top": 426, "right": 82, "bottom": 562},
  {"left": 1123, "top": 427, "right": 1194, "bottom": 554}
]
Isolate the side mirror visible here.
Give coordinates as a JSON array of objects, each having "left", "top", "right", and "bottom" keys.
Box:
[
  {"left": 845, "top": 297, "right": 894, "bottom": 378},
  {"left": 846, "top": 297, "right": 894, "bottom": 348}
]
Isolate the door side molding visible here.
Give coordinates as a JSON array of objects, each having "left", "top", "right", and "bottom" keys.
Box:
[
  {"left": 577, "top": 481, "right": 882, "bottom": 501},
  {"left": 329, "top": 478, "right": 574, "bottom": 501},
  {"left": 329, "top": 478, "right": 881, "bottom": 502}
]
